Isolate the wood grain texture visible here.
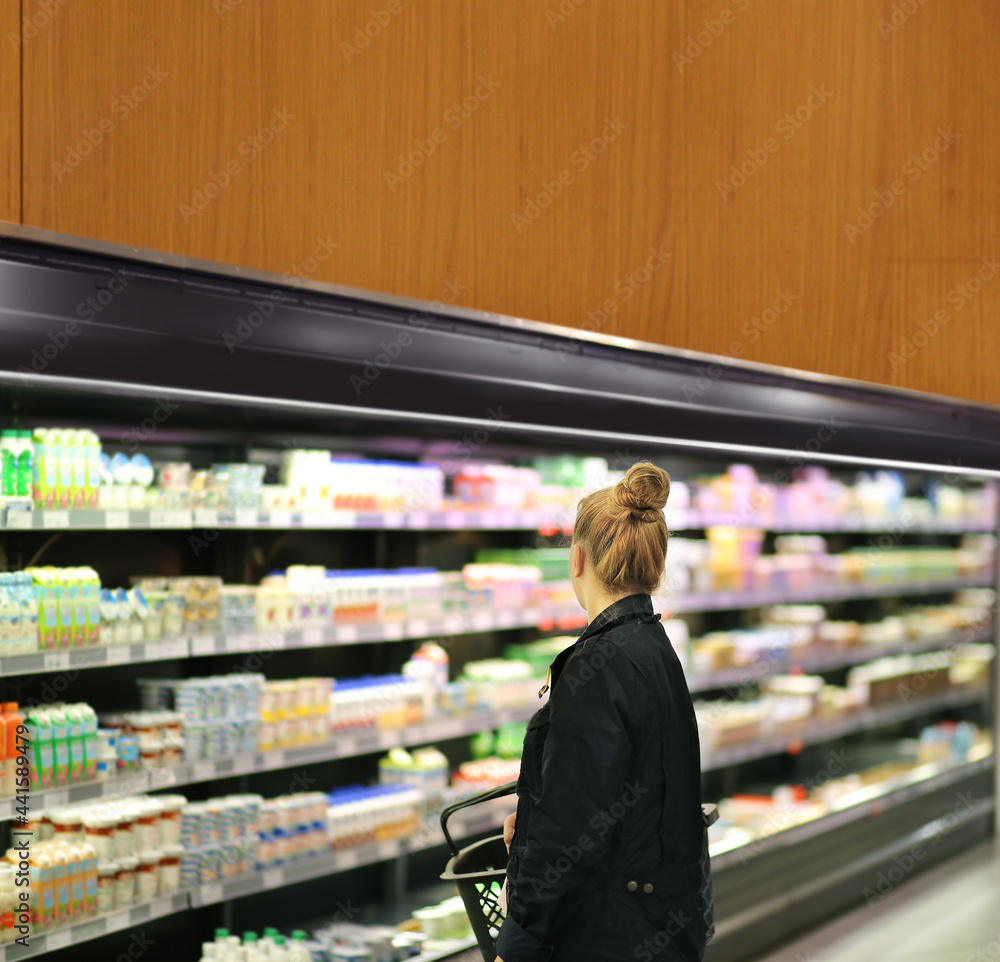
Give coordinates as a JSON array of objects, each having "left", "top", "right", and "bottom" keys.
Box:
[
  {"left": 19, "top": 0, "right": 1000, "bottom": 404},
  {"left": 0, "top": 0, "right": 20, "bottom": 223}
]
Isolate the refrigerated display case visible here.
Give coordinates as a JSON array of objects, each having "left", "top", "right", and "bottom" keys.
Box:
[{"left": 0, "top": 225, "right": 996, "bottom": 962}]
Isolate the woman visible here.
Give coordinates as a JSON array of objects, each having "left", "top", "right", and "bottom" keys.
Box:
[{"left": 495, "top": 462, "right": 713, "bottom": 962}]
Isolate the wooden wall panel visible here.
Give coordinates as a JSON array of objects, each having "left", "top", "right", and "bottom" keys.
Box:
[
  {"left": 18, "top": 0, "right": 1000, "bottom": 405},
  {"left": 0, "top": 0, "right": 20, "bottom": 223}
]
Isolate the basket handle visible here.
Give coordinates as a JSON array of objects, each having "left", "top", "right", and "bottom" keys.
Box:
[{"left": 440, "top": 780, "right": 518, "bottom": 857}]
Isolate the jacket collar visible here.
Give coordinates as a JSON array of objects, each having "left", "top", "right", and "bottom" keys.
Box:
[
  {"left": 540, "top": 594, "right": 657, "bottom": 698},
  {"left": 575, "top": 593, "right": 656, "bottom": 646}
]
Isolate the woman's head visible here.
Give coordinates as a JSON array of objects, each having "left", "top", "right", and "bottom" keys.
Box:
[{"left": 570, "top": 461, "right": 670, "bottom": 605}]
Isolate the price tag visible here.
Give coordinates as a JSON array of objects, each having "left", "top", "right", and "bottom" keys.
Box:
[
  {"left": 471, "top": 612, "right": 493, "bottom": 631},
  {"left": 382, "top": 623, "right": 403, "bottom": 640},
  {"left": 193, "top": 509, "right": 218, "bottom": 528},
  {"left": 44, "top": 652, "right": 71, "bottom": 671},
  {"left": 43, "top": 510, "right": 70, "bottom": 529},
  {"left": 105, "top": 645, "right": 130, "bottom": 665},
  {"left": 354, "top": 728, "right": 383, "bottom": 752},
  {"left": 336, "top": 624, "right": 358, "bottom": 643},
  {"left": 5, "top": 509, "right": 33, "bottom": 529},
  {"left": 46, "top": 930, "right": 72, "bottom": 951},
  {"left": 407, "top": 511, "right": 428, "bottom": 528},
  {"left": 235, "top": 508, "right": 258, "bottom": 527},
  {"left": 268, "top": 509, "right": 292, "bottom": 528},
  {"left": 150, "top": 769, "right": 176, "bottom": 789},
  {"left": 190, "top": 635, "right": 215, "bottom": 655},
  {"left": 445, "top": 512, "right": 465, "bottom": 529},
  {"left": 302, "top": 627, "right": 323, "bottom": 646},
  {"left": 201, "top": 882, "right": 223, "bottom": 905},
  {"left": 382, "top": 511, "right": 403, "bottom": 528},
  {"left": 407, "top": 620, "right": 429, "bottom": 639},
  {"left": 150, "top": 509, "right": 188, "bottom": 528},
  {"left": 338, "top": 848, "right": 360, "bottom": 869},
  {"left": 160, "top": 637, "right": 188, "bottom": 659},
  {"left": 45, "top": 790, "right": 69, "bottom": 808},
  {"left": 193, "top": 761, "right": 215, "bottom": 781},
  {"left": 104, "top": 510, "right": 130, "bottom": 529},
  {"left": 262, "top": 868, "right": 283, "bottom": 890}
]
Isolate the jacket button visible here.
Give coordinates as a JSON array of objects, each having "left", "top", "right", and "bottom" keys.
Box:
[
  {"left": 626, "top": 881, "right": 638, "bottom": 892},
  {"left": 643, "top": 883, "right": 654, "bottom": 894}
]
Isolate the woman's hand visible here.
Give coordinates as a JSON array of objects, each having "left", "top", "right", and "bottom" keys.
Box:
[{"left": 503, "top": 811, "right": 517, "bottom": 851}]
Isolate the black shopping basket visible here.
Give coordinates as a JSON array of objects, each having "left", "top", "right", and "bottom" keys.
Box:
[
  {"left": 440, "top": 783, "right": 720, "bottom": 962},
  {"left": 440, "top": 780, "right": 517, "bottom": 962}
]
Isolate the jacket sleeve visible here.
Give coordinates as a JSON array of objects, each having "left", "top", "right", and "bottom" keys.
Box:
[{"left": 496, "top": 644, "right": 632, "bottom": 961}]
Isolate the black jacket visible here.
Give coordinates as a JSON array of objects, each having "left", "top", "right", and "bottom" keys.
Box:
[{"left": 496, "top": 594, "right": 713, "bottom": 962}]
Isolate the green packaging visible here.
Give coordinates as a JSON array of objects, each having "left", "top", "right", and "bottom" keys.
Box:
[
  {"left": 48, "top": 707, "right": 70, "bottom": 788},
  {"left": 26, "top": 709, "right": 54, "bottom": 790},
  {"left": 65, "top": 706, "right": 84, "bottom": 783}
]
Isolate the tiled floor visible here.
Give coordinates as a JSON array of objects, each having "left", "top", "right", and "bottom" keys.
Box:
[
  {"left": 445, "top": 838, "right": 1000, "bottom": 961},
  {"left": 759, "top": 837, "right": 1000, "bottom": 962}
]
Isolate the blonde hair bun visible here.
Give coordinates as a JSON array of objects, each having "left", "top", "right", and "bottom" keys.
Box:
[{"left": 613, "top": 462, "right": 670, "bottom": 521}]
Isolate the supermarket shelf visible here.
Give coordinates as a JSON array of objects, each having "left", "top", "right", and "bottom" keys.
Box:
[
  {"left": 0, "top": 811, "right": 501, "bottom": 962},
  {"left": 687, "top": 627, "right": 995, "bottom": 693},
  {"left": 0, "top": 637, "right": 189, "bottom": 677},
  {"left": 0, "top": 891, "right": 189, "bottom": 962},
  {"left": 0, "top": 709, "right": 535, "bottom": 821},
  {"left": 3, "top": 505, "right": 993, "bottom": 535},
  {"left": 0, "top": 506, "right": 550, "bottom": 532},
  {"left": 709, "top": 751, "right": 996, "bottom": 871},
  {"left": 0, "top": 608, "right": 575, "bottom": 678},
  {"left": 671, "top": 575, "right": 993, "bottom": 613},
  {"left": 673, "top": 511, "right": 995, "bottom": 534},
  {"left": 187, "top": 607, "right": 563, "bottom": 656},
  {"left": 419, "top": 936, "right": 479, "bottom": 961},
  {"left": 701, "top": 686, "right": 991, "bottom": 771},
  {"left": 189, "top": 806, "right": 505, "bottom": 908}
]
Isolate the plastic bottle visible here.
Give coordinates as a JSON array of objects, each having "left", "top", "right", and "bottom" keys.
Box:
[
  {"left": 271, "top": 936, "right": 289, "bottom": 961},
  {"left": 288, "top": 932, "right": 310, "bottom": 962}
]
